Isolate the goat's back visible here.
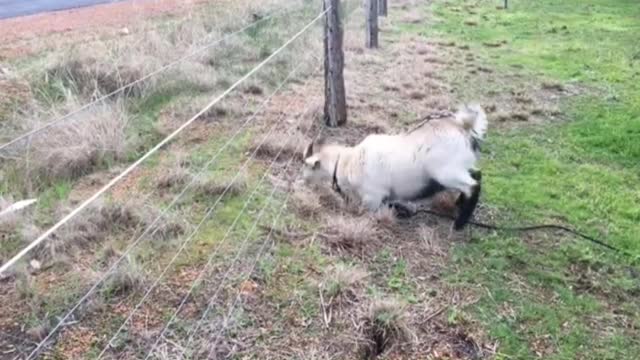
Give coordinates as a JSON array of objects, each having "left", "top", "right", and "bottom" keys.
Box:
[{"left": 353, "top": 127, "right": 478, "bottom": 200}]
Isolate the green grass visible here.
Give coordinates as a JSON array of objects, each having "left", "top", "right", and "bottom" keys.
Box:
[
  {"left": 370, "top": 249, "right": 418, "bottom": 304},
  {"left": 401, "top": 0, "right": 640, "bottom": 358}
]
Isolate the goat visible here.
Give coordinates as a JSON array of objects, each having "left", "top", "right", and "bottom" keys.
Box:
[{"left": 302, "top": 104, "right": 487, "bottom": 230}]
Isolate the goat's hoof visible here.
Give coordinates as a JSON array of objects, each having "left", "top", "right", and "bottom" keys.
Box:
[{"left": 388, "top": 202, "right": 415, "bottom": 219}]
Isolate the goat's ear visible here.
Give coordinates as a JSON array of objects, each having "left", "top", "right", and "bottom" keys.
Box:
[{"left": 305, "top": 155, "right": 320, "bottom": 169}]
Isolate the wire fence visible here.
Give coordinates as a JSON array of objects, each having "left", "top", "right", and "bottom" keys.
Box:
[
  {"left": 24, "top": 55, "right": 319, "bottom": 360},
  {"left": 0, "top": 7, "right": 329, "bottom": 277},
  {"left": 94, "top": 62, "right": 321, "bottom": 360},
  {"left": 140, "top": 65, "right": 320, "bottom": 356},
  {"left": 0, "top": 0, "right": 360, "bottom": 358},
  {"left": 0, "top": 5, "right": 304, "bottom": 153}
]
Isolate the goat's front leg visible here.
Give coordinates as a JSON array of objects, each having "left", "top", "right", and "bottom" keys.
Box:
[{"left": 361, "top": 188, "right": 417, "bottom": 218}]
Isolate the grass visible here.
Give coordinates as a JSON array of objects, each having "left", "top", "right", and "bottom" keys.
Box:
[
  {"left": 396, "top": 0, "right": 640, "bottom": 358},
  {"left": 0, "top": 0, "right": 327, "bottom": 356},
  {"left": 8, "top": 0, "right": 639, "bottom": 357}
]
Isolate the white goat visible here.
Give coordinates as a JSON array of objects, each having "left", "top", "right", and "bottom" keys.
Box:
[{"left": 302, "top": 104, "right": 487, "bottom": 230}]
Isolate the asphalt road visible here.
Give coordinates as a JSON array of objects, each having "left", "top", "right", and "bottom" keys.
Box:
[{"left": 0, "top": 0, "right": 124, "bottom": 20}]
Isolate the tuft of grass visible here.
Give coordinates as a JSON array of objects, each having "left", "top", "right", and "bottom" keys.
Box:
[
  {"left": 101, "top": 255, "right": 146, "bottom": 299},
  {"left": 4, "top": 100, "right": 131, "bottom": 193},
  {"left": 322, "top": 263, "right": 368, "bottom": 301},
  {"left": 323, "top": 215, "right": 379, "bottom": 253},
  {"left": 360, "top": 298, "right": 413, "bottom": 359},
  {"left": 43, "top": 57, "right": 148, "bottom": 100}
]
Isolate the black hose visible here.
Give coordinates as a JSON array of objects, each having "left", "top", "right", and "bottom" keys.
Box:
[{"left": 414, "top": 208, "right": 635, "bottom": 258}]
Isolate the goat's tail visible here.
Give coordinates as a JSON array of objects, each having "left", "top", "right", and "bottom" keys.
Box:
[{"left": 453, "top": 103, "right": 487, "bottom": 140}]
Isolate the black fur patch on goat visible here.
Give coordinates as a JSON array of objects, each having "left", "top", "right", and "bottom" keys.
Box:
[
  {"left": 384, "top": 179, "right": 445, "bottom": 204},
  {"left": 414, "top": 179, "right": 446, "bottom": 200}
]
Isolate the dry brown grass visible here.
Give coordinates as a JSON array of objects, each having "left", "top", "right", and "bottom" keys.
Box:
[
  {"left": 45, "top": 57, "right": 148, "bottom": 98},
  {"left": 2, "top": 0, "right": 317, "bottom": 193},
  {"left": 38, "top": 199, "right": 186, "bottom": 263},
  {"left": 48, "top": 200, "right": 141, "bottom": 257},
  {"left": 101, "top": 255, "right": 146, "bottom": 298},
  {"left": 35, "top": 1, "right": 291, "bottom": 102},
  {"left": 321, "top": 263, "right": 368, "bottom": 302},
  {"left": 322, "top": 215, "right": 379, "bottom": 253},
  {"left": 354, "top": 114, "right": 392, "bottom": 135},
  {"left": 409, "top": 91, "right": 426, "bottom": 100},
  {"left": 373, "top": 206, "right": 397, "bottom": 228},
  {"left": 154, "top": 151, "right": 193, "bottom": 191},
  {"left": 249, "top": 130, "right": 309, "bottom": 162},
  {"left": 418, "top": 224, "right": 447, "bottom": 257},
  {"left": 291, "top": 184, "right": 323, "bottom": 219},
  {"left": 191, "top": 172, "right": 248, "bottom": 201},
  {"left": 11, "top": 100, "right": 131, "bottom": 189},
  {"left": 155, "top": 167, "right": 191, "bottom": 190}
]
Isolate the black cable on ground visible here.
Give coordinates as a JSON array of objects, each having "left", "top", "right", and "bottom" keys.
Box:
[{"left": 413, "top": 208, "right": 636, "bottom": 259}]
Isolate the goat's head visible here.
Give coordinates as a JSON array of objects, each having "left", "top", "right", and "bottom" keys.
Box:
[{"left": 301, "top": 137, "right": 334, "bottom": 186}]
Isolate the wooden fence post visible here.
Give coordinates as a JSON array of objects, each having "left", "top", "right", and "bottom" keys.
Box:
[
  {"left": 378, "top": 0, "right": 387, "bottom": 17},
  {"left": 324, "top": 0, "right": 347, "bottom": 127},
  {"left": 504, "top": 0, "right": 508, "bottom": 9},
  {"left": 365, "top": 0, "right": 379, "bottom": 48}
]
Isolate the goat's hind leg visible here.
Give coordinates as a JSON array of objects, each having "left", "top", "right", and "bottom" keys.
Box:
[
  {"left": 434, "top": 169, "right": 482, "bottom": 230},
  {"left": 454, "top": 170, "right": 481, "bottom": 230}
]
